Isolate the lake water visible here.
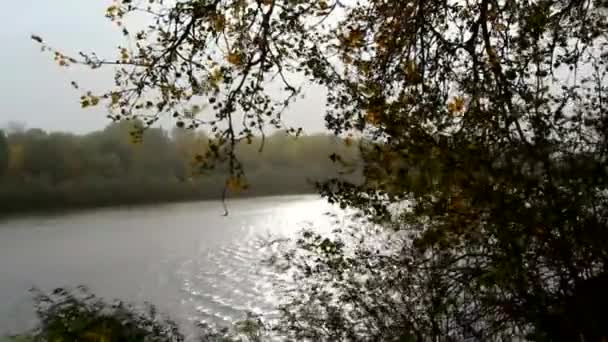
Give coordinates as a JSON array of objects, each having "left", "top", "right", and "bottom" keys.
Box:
[{"left": 0, "top": 195, "right": 338, "bottom": 338}]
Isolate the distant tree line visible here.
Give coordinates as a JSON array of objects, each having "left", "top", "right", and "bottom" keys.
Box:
[{"left": 0, "top": 123, "right": 359, "bottom": 215}]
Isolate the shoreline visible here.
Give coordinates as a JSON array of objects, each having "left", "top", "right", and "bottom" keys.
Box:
[{"left": 0, "top": 187, "right": 319, "bottom": 219}]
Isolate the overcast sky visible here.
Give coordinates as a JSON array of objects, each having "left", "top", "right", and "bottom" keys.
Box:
[{"left": 0, "top": 1, "right": 327, "bottom": 134}]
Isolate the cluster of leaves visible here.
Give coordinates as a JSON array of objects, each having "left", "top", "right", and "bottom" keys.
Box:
[
  {"left": 34, "top": 0, "right": 608, "bottom": 340},
  {"left": 32, "top": 0, "right": 331, "bottom": 189},
  {"left": 272, "top": 210, "right": 608, "bottom": 341}
]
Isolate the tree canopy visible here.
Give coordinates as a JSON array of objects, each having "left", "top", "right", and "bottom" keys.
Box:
[{"left": 33, "top": 0, "right": 608, "bottom": 340}]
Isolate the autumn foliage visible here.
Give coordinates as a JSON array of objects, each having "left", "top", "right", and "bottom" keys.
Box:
[{"left": 32, "top": 0, "right": 608, "bottom": 339}]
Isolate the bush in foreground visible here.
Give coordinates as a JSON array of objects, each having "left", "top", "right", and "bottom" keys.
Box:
[{"left": 6, "top": 287, "right": 267, "bottom": 342}]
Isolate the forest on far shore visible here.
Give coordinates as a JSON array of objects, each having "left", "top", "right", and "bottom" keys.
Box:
[{"left": 0, "top": 122, "right": 360, "bottom": 215}]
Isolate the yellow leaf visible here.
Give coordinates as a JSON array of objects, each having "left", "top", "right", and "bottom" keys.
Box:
[
  {"left": 90, "top": 96, "right": 100, "bottom": 106},
  {"left": 344, "top": 29, "right": 364, "bottom": 47},
  {"left": 448, "top": 96, "right": 466, "bottom": 114},
  {"left": 120, "top": 48, "right": 129, "bottom": 62},
  {"left": 403, "top": 60, "right": 421, "bottom": 82},
  {"left": 106, "top": 5, "right": 118, "bottom": 15},
  {"left": 365, "top": 111, "right": 381, "bottom": 125},
  {"left": 227, "top": 52, "right": 244, "bottom": 66},
  {"left": 209, "top": 68, "right": 224, "bottom": 86},
  {"left": 110, "top": 92, "right": 121, "bottom": 105},
  {"left": 213, "top": 14, "right": 226, "bottom": 31},
  {"left": 227, "top": 177, "right": 247, "bottom": 192},
  {"left": 342, "top": 53, "right": 353, "bottom": 64},
  {"left": 375, "top": 35, "right": 388, "bottom": 50},
  {"left": 357, "top": 60, "right": 371, "bottom": 74}
]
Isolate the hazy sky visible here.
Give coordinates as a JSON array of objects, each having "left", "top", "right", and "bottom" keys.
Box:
[{"left": 0, "top": 1, "right": 327, "bottom": 134}]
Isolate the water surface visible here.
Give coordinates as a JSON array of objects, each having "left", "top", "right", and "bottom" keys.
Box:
[{"left": 0, "top": 195, "right": 336, "bottom": 337}]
